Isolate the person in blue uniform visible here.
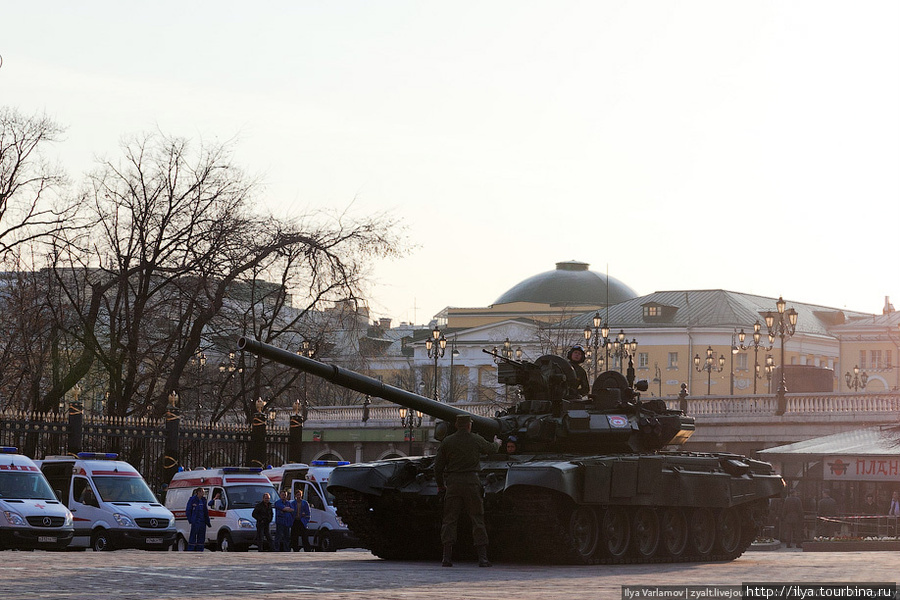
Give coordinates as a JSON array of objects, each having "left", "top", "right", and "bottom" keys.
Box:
[{"left": 185, "top": 487, "right": 211, "bottom": 551}]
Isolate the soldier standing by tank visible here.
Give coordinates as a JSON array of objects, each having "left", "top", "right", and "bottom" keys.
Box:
[
  {"left": 781, "top": 489, "right": 805, "bottom": 548},
  {"left": 434, "top": 414, "right": 499, "bottom": 567}
]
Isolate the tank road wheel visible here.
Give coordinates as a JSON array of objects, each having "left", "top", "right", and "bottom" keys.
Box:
[
  {"left": 567, "top": 506, "right": 600, "bottom": 562},
  {"left": 631, "top": 507, "right": 660, "bottom": 560},
  {"left": 716, "top": 507, "right": 743, "bottom": 555},
  {"left": 689, "top": 508, "right": 716, "bottom": 557},
  {"left": 660, "top": 508, "right": 689, "bottom": 558},
  {"left": 599, "top": 507, "right": 631, "bottom": 560}
]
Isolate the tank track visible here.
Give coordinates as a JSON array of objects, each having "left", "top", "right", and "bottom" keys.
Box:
[
  {"left": 504, "top": 486, "right": 762, "bottom": 564},
  {"left": 335, "top": 486, "right": 762, "bottom": 565}
]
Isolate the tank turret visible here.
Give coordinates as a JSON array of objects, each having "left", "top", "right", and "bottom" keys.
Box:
[
  {"left": 237, "top": 337, "right": 694, "bottom": 454},
  {"left": 237, "top": 337, "right": 782, "bottom": 565}
]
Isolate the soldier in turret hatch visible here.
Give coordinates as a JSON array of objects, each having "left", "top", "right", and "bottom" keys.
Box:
[
  {"left": 434, "top": 414, "right": 499, "bottom": 567},
  {"left": 566, "top": 345, "right": 590, "bottom": 398}
]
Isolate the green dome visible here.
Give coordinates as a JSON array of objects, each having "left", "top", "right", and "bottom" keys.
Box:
[{"left": 494, "top": 261, "right": 637, "bottom": 306}]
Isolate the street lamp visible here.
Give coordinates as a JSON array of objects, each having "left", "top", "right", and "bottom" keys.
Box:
[
  {"left": 583, "top": 312, "right": 606, "bottom": 379},
  {"left": 610, "top": 330, "right": 637, "bottom": 374},
  {"left": 738, "top": 321, "right": 775, "bottom": 394},
  {"left": 728, "top": 333, "right": 740, "bottom": 395},
  {"left": 425, "top": 326, "right": 446, "bottom": 402},
  {"left": 448, "top": 337, "right": 460, "bottom": 403},
  {"left": 398, "top": 407, "right": 423, "bottom": 455},
  {"left": 764, "top": 354, "right": 775, "bottom": 393},
  {"left": 190, "top": 351, "right": 207, "bottom": 420},
  {"left": 845, "top": 365, "right": 868, "bottom": 391},
  {"left": 298, "top": 340, "right": 316, "bottom": 410},
  {"left": 763, "top": 296, "right": 798, "bottom": 414},
  {"left": 694, "top": 346, "right": 725, "bottom": 395}
]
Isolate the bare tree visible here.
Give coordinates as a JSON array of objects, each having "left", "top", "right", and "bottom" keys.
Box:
[
  {"left": 0, "top": 107, "right": 75, "bottom": 255},
  {"left": 42, "top": 132, "right": 404, "bottom": 419}
]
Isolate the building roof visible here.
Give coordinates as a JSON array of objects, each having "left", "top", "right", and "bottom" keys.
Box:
[
  {"left": 759, "top": 426, "right": 900, "bottom": 457},
  {"left": 562, "top": 289, "right": 873, "bottom": 336},
  {"left": 493, "top": 261, "right": 637, "bottom": 306}
]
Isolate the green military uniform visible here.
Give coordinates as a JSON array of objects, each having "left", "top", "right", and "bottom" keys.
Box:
[{"left": 433, "top": 415, "right": 498, "bottom": 567}]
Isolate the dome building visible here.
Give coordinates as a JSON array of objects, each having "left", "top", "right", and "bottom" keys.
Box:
[{"left": 441, "top": 261, "right": 637, "bottom": 329}]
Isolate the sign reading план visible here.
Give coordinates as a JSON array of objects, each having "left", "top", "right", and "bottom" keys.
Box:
[{"left": 824, "top": 455, "right": 900, "bottom": 481}]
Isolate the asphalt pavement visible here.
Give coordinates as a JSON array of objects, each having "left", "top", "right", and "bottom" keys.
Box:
[{"left": 0, "top": 547, "right": 896, "bottom": 600}]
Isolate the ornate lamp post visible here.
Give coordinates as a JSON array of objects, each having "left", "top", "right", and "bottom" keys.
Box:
[
  {"left": 694, "top": 346, "right": 725, "bottom": 395},
  {"left": 738, "top": 321, "right": 775, "bottom": 394},
  {"left": 299, "top": 340, "right": 316, "bottom": 411},
  {"left": 729, "top": 331, "right": 739, "bottom": 395},
  {"left": 448, "top": 337, "right": 460, "bottom": 403},
  {"left": 583, "top": 312, "right": 606, "bottom": 379},
  {"left": 845, "top": 365, "right": 868, "bottom": 391},
  {"left": 763, "top": 296, "right": 798, "bottom": 415},
  {"left": 425, "top": 326, "right": 446, "bottom": 402},
  {"left": 764, "top": 354, "right": 775, "bottom": 393},
  {"left": 609, "top": 331, "right": 637, "bottom": 374},
  {"left": 399, "top": 407, "right": 423, "bottom": 455},
  {"left": 190, "top": 351, "right": 207, "bottom": 420}
]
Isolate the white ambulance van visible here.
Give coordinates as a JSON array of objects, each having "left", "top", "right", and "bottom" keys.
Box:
[
  {"left": 166, "top": 467, "right": 278, "bottom": 551},
  {"left": 0, "top": 447, "right": 74, "bottom": 550},
  {"left": 38, "top": 452, "right": 175, "bottom": 551},
  {"left": 264, "top": 461, "right": 360, "bottom": 551}
]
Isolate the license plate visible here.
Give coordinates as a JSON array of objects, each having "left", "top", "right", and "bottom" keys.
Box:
[
  {"left": 146, "top": 537, "right": 163, "bottom": 544},
  {"left": 38, "top": 536, "right": 57, "bottom": 543}
]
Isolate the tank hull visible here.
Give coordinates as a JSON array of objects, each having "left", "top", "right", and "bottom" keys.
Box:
[{"left": 328, "top": 451, "right": 783, "bottom": 564}]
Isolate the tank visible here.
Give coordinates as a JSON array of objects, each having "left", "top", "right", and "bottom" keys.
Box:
[{"left": 238, "top": 337, "right": 784, "bottom": 564}]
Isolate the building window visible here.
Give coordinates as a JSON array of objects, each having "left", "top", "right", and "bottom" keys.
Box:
[
  {"left": 736, "top": 354, "right": 748, "bottom": 371},
  {"left": 667, "top": 352, "right": 678, "bottom": 369},
  {"left": 871, "top": 350, "right": 884, "bottom": 369},
  {"left": 859, "top": 351, "right": 867, "bottom": 370},
  {"left": 638, "top": 352, "right": 649, "bottom": 369},
  {"left": 643, "top": 306, "right": 659, "bottom": 317},
  {"left": 888, "top": 351, "right": 893, "bottom": 369}
]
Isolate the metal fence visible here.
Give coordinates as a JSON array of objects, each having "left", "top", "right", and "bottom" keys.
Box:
[{"left": 0, "top": 409, "right": 291, "bottom": 493}]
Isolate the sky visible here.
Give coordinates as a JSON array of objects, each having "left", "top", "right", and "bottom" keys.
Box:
[{"left": 2, "top": 1, "right": 898, "bottom": 326}]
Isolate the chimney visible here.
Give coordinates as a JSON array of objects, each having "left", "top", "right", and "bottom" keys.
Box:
[
  {"left": 379, "top": 317, "right": 392, "bottom": 330},
  {"left": 884, "top": 296, "right": 895, "bottom": 315}
]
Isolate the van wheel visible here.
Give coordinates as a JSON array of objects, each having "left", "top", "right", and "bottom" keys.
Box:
[
  {"left": 317, "top": 530, "right": 335, "bottom": 552},
  {"left": 219, "top": 532, "right": 233, "bottom": 552},
  {"left": 91, "top": 530, "right": 113, "bottom": 552},
  {"left": 174, "top": 536, "right": 188, "bottom": 551}
]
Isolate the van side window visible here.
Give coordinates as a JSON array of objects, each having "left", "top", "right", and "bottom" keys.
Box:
[
  {"left": 304, "top": 483, "right": 325, "bottom": 511},
  {"left": 73, "top": 477, "right": 96, "bottom": 506},
  {"left": 210, "top": 487, "right": 226, "bottom": 510}
]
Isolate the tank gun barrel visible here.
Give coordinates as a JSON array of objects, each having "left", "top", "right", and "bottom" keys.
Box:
[{"left": 237, "top": 337, "right": 501, "bottom": 436}]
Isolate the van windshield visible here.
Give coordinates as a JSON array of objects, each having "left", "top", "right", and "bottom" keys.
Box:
[
  {"left": 93, "top": 476, "right": 158, "bottom": 503},
  {"left": 0, "top": 472, "right": 57, "bottom": 500},
  {"left": 225, "top": 485, "right": 278, "bottom": 509}
]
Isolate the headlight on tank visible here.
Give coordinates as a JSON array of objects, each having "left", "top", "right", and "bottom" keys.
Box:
[
  {"left": 2, "top": 511, "right": 26, "bottom": 526},
  {"left": 113, "top": 513, "right": 136, "bottom": 527},
  {"left": 238, "top": 518, "right": 254, "bottom": 529}
]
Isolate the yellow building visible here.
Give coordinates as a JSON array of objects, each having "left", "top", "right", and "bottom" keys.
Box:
[{"left": 399, "top": 262, "right": 885, "bottom": 402}]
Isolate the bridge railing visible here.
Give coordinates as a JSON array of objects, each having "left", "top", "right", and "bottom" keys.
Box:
[
  {"left": 665, "top": 392, "right": 900, "bottom": 418},
  {"left": 308, "top": 392, "right": 900, "bottom": 424}
]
